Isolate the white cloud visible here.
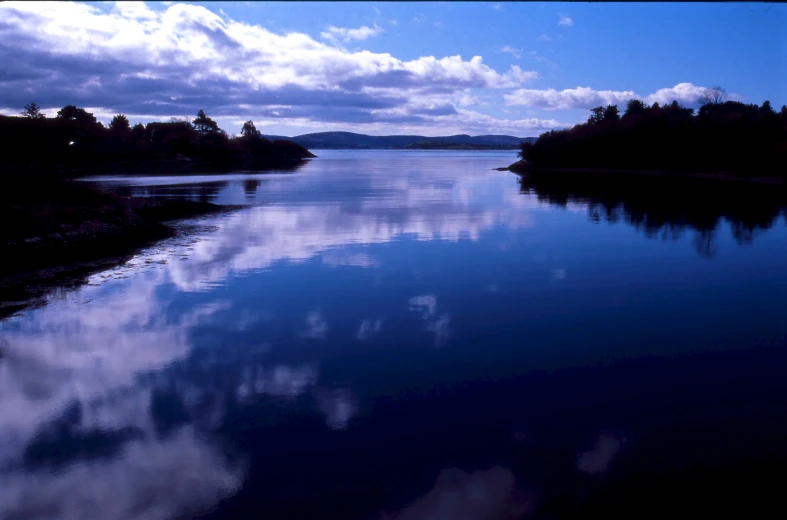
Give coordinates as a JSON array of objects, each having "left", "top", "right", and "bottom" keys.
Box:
[
  {"left": 558, "top": 14, "right": 574, "bottom": 27},
  {"left": 645, "top": 82, "right": 711, "bottom": 106},
  {"left": 320, "top": 23, "right": 383, "bottom": 43},
  {"left": 505, "top": 86, "right": 639, "bottom": 109},
  {"left": 504, "top": 82, "right": 716, "bottom": 110},
  {"left": 499, "top": 46, "right": 523, "bottom": 59},
  {"left": 536, "top": 34, "right": 552, "bottom": 41},
  {"left": 389, "top": 19, "right": 398, "bottom": 25},
  {"left": 432, "top": 21, "right": 443, "bottom": 28},
  {"left": 0, "top": 427, "right": 243, "bottom": 520},
  {"left": 492, "top": 3, "right": 502, "bottom": 10},
  {"left": 0, "top": 1, "right": 544, "bottom": 134},
  {"left": 413, "top": 13, "right": 427, "bottom": 23},
  {"left": 111, "top": 1, "right": 157, "bottom": 20}
]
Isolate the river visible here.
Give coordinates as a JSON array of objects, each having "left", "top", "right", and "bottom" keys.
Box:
[{"left": 1, "top": 150, "right": 786, "bottom": 519}]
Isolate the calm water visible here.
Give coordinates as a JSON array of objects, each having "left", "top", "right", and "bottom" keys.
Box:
[{"left": 2, "top": 150, "right": 787, "bottom": 519}]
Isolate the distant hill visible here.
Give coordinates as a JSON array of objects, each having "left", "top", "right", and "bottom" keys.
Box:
[
  {"left": 404, "top": 141, "right": 520, "bottom": 150},
  {"left": 261, "top": 131, "right": 536, "bottom": 150}
]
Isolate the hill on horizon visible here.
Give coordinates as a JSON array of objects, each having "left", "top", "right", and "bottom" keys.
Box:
[{"left": 261, "top": 131, "right": 536, "bottom": 150}]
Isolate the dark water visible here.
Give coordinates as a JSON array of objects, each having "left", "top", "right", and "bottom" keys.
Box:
[{"left": 1, "top": 150, "right": 786, "bottom": 519}]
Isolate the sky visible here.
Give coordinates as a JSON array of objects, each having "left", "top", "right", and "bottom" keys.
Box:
[{"left": 0, "top": 1, "right": 785, "bottom": 137}]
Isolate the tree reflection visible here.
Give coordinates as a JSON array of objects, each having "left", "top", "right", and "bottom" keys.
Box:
[{"left": 519, "top": 173, "right": 787, "bottom": 257}]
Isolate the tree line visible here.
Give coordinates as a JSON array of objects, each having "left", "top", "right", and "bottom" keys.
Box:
[
  {"left": 2, "top": 104, "right": 314, "bottom": 175},
  {"left": 519, "top": 87, "right": 787, "bottom": 177}
]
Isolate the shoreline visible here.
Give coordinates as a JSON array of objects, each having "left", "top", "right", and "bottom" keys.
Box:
[
  {"left": 0, "top": 179, "right": 245, "bottom": 317},
  {"left": 504, "top": 160, "right": 787, "bottom": 187}
]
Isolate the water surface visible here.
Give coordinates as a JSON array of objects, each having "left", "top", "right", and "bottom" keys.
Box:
[{"left": 2, "top": 150, "right": 786, "bottom": 519}]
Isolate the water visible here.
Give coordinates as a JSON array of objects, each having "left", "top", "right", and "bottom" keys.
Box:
[{"left": 1, "top": 150, "right": 786, "bottom": 519}]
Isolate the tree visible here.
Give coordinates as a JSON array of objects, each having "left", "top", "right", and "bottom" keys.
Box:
[
  {"left": 698, "top": 86, "right": 728, "bottom": 106},
  {"left": 241, "top": 120, "right": 261, "bottom": 138},
  {"left": 624, "top": 99, "right": 647, "bottom": 118},
  {"left": 759, "top": 100, "right": 774, "bottom": 115},
  {"left": 602, "top": 104, "right": 620, "bottom": 122},
  {"left": 56, "top": 105, "right": 98, "bottom": 125},
  {"left": 518, "top": 141, "right": 533, "bottom": 160},
  {"left": 22, "top": 102, "right": 45, "bottom": 119},
  {"left": 192, "top": 109, "right": 219, "bottom": 134},
  {"left": 588, "top": 106, "right": 605, "bottom": 125},
  {"left": 109, "top": 114, "right": 131, "bottom": 134}
]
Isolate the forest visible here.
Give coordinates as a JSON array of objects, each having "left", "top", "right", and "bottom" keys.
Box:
[
  {"left": 518, "top": 88, "right": 787, "bottom": 178},
  {"left": 0, "top": 104, "right": 315, "bottom": 176}
]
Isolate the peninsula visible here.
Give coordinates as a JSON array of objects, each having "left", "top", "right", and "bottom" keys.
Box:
[
  {"left": 1, "top": 105, "right": 315, "bottom": 281},
  {"left": 508, "top": 98, "right": 787, "bottom": 185}
]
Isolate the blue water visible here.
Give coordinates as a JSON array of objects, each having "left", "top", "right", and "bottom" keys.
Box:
[{"left": 1, "top": 150, "right": 786, "bottom": 519}]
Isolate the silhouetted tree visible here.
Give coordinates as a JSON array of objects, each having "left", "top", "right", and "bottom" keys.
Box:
[
  {"left": 603, "top": 105, "right": 620, "bottom": 123},
  {"left": 624, "top": 99, "right": 647, "bottom": 118},
  {"left": 21, "top": 102, "right": 45, "bottom": 119},
  {"left": 698, "top": 86, "right": 728, "bottom": 106},
  {"left": 519, "top": 98, "right": 787, "bottom": 177},
  {"left": 109, "top": 114, "right": 131, "bottom": 134},
  {"left": 241, "top": 120, "right": 261, "bottom": 138},
  {"left": 56, "top": 105, "right": 98, "bottom": 125},
  {"left": 588, "top": 106, "right": 605, "bottom": 125},
  {"left": 760, "top": 100, "right": 774, "bottom": 115},
  {"left": 192, "top": 109, "right": 219, "bottom": 134}
]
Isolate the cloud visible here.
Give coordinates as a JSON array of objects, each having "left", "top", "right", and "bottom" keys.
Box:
[
  {"left": 577, "top": 433, "right": 626, "bottom": 475},
  {"left": 500, "top": 46, "right": 523, "bottom": 59},
  {"left": 409, "top": 295, "right": 437, "bottom": 318},
  {"left": 408, "top": 295, "right": 451, "bottom": 347},
  {"left": 645, "top": 82, "right": 712, "bottom": 106},
  {"left": 0, "top": 427, "right": 243, "bottom": 520},
  {"left": 492, "top": 3, "right": 503, "bottom": 10},
  {"left": 558, "top": 14, "right": 574, "bottom": 27},
  {"left": 381, "top": 467, "right": 532, "bottom": 519},
  {"left": 300, "top": 311, "right": 328, "bottom": 339},
  {"left": 0, "top": 2, "right": 543, "bottom": 134},
  {"left": 320, "top": 23, "right": 383, "bottom": 43},
  {"left": 505, "top": 86, "right": 638, "bottom": 109},
  {"left": 536, "top": 34, "right": 552, "bottom": 42},
  {"left": 357, "top": 319, "right": 384, "bottom": 340},
  {"left": 504, "top": 82, "right": 717, "bottom": 110},
  {"left": 314, "top": 388, "right": 357, "bottom": 430},
  {"left": 427, "top": 314, "right": 452, "bottom": 347},
  {"left": 413, "top": 13, "right": 427, "bottom": 23}
]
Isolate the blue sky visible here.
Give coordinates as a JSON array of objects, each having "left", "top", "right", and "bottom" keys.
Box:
[{"left": 0, "top": 1, "right": 785, "bottom": 136}]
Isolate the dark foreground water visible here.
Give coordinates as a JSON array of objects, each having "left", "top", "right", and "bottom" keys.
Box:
[{"left": 1, "top": 151, "right": 786, "bottom": 519}]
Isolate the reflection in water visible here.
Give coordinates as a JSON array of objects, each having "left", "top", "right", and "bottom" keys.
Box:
[
  {"left": 2, "top": 151, "right": 787, "bottom": 519},
  {"left": 519, "top": 172, "right": 787, "bottom": 256},
  {"left": 381, "top": 467, "right": 532, "bottom": 520}
]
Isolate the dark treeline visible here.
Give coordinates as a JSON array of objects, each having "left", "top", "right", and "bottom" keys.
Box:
[
  {"left": 519, "top": 169, "right": 787, "bottom": 257},
  {"left": 519, "top": 90, "right": 787, "bottom": 177},
  {"left": 1, "top": 104, "right": 315, "bottom": 177}
]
